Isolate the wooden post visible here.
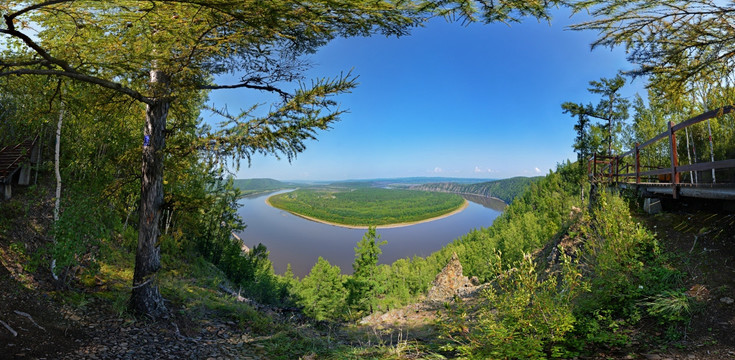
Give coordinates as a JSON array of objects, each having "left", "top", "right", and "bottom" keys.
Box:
[
  {"left": 635, "top": 143, "right": 640, "bottom": 184},
  {"left": 614, "top": 157, "right": 619, "bottom": 183},
  {"left": 668, "top": 121, "right": 680, "bottom": 199},
  {"left": 593, "top": 153, "right": 597, "bottom": 180},
  {"left": 609, "top": 157, "right": 614, "bottom": 181}
]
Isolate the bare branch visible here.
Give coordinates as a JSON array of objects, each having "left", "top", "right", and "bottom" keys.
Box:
[{"left": 198, "top": 81, "right": 290, "bottom": 99}]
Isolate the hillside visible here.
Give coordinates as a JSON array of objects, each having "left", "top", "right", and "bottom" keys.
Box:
[
  {"left": 233, "top": 178, "right": 293, "bottom": 196},
  {"left": 2, "top": 167, "right": 735, "bottom": 359},
  {"left": 410, "top": 176, "right": 541, "bottom": 203}
]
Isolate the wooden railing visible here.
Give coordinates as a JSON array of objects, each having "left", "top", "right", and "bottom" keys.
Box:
[
  {"left": 588, "top": 106, "right": 735, "bottom": 199},
  {"left": 0, "top": 135, "right": 38, "bottom": 181}
]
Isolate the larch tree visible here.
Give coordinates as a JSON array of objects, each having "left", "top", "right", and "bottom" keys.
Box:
[
  {"left": 0, "top": 0, "right": 563, "bottom": 318},
  {"left": 347, "top": 227, "right": 387, "bottom": 314},
  {"left": 568, "top": 0, "right": 735, "bottom": 92},
  {"left": 0, "top": 0, "right": 423, "bottom": 318}
]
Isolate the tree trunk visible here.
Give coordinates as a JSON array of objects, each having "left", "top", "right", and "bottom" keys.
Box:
[
  {"left": 129, "top": 70, "right": 169, "bottom": 318},
  {"left": 51, "top": 101, "right": 64, "bottom": 281}
]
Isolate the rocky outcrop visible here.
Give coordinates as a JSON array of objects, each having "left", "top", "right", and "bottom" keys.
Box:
[
  {"left": 427, "top": 253, "right": 479, "bottom": 303},
  {"left": 360, "top": 253, "right": 484, "bottom": 328}
]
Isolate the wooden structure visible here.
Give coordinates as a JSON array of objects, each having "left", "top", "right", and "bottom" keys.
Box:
[
  {"left": 588, "top": 106, "right": 735, "bottom": 200},
  {"left": 0, "top": 136, "right": 39, "bottom": 200}
]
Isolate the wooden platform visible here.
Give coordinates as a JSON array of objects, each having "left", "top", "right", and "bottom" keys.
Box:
[
  {"left": 0, "top": 137, "right": 38, "bottom": 200},
  {"left": 618, "top": 182, "right": 735, "bottom": 200}
]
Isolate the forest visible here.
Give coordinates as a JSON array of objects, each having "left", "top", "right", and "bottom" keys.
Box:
[
  {"left": 410, "top": 176, "right": 541, "bottom": 204},
  {"left": 267, "top": 188, "right": 466, "bottom": 226},
  {"left": 232, "top": 178, "right": 294, "bottom": 197},
  {"left": 1, "top": 0, "right": 735, "bottom": 359}
]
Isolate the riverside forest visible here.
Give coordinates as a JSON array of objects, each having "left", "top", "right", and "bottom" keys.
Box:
[
  {"left": 2, "top": 1, "right": 735, "bottom": 360},
  {"left": 267, "top": 188, "right": 466, "bottom": 227}
]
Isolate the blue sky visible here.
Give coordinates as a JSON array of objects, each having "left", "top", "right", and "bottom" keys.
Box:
[{"left": 208, "top": 8, "right": 647, "bottom": 181}]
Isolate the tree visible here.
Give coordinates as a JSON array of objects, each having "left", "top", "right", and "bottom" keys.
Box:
[
  {"left": 561, "top": 75, "right": 629, "bottom": 158},
  {"left": 0, "top": 0, "right": 565, "bottom": 318},
  {"left": 347, "top": 227, "right": 387, "bottom": 314},
  {"left": 0, "top": 1, "right": 426, "bottom": 317},
  {"left": 561, "top": 102, "right": 592, "bottom": 162},
  {"left": 298, "top": 257, "right": 346, "bottom": 321},
  {"left": 587, "top": 75, "right": 630, "bottom": 156},
  {"left": 561, "top": 102, "right": 593, "bottom": 202}
]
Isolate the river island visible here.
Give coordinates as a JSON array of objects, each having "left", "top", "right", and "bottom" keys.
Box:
[{"left": 266, "top": 188, "right": 469, "bottom": 229}]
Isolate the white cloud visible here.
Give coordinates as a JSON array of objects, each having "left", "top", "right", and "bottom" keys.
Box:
[
  {"left": 433, "top": 167, "right": 443, "bottom": 173},
  {"left": 475, "top": 166, "right": 494, "bottom": 173},
  {"left": 534, "top": 167, "right": 542, "bottom": 173}
]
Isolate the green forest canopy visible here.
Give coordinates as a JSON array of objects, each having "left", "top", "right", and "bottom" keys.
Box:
[{"left": 268, "top": 188, "right": 466, "bottom": 227}]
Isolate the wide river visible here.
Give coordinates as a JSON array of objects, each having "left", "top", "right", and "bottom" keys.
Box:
[{"left": 235, "top": 190, "right": 503, "bottom": 277}]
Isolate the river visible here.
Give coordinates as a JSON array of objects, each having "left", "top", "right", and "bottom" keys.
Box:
[{"left": 235, "top": 190, "right": 504, "bottom": 277}]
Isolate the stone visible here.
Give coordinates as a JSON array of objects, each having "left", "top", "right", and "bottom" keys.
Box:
[
  {"left": 720, "top": 297, "right": 734, "bottom": 305},
  {"left": 643, "top": 198, "right": 662, "bottom": 215},
  {"left": 426, "top": 252, "right": 472, "bottom": 303}
]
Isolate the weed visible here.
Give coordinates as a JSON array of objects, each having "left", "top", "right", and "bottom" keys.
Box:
[{"left": 640, "top": 290, "right": 690, "bottom": 323}]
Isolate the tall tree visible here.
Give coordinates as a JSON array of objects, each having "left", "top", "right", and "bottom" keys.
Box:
[
  {"left": 587, "top": 74, "right": 630, "bottom": 156},
  {"left": 299, "top": 257, "right": 346, "bottom": 321},
  {"left": 0, "top": 0, "right": 563, "bottom": 318},
  {"left": 347, "top": 227, "right": 387, "bottom": 314},
  {"left": 0, "top": 0, "right": 423, "bottom": 317},
  {"left": 562, "top": 75, "right": 629, "bottom": 157}
]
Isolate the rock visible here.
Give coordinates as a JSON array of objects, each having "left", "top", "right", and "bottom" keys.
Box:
[
  {"left": 427, "top": 252, "right": 473, "bottom": 303},
  {"left": 720, "top": 297, "right": 734, "bottom": 305},
  {"left": 643, "top": 198, "right": 662, "bottom": 215}
]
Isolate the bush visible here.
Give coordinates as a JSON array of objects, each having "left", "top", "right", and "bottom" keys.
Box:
[{"left": 441, "top": 251, "right": 585, "bottom": 359}]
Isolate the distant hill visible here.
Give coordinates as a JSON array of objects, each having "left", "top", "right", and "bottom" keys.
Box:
[
  {"left": 233, "top": 178, "right": 294, "bottom": 195},
  {"left": 329, "top": 177, "right": 496, "bottom": 188},
  {"left": 410, "top": 176, "right": 541, "bottom": 204}
]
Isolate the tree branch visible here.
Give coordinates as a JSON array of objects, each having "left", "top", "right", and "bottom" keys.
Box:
[
  {"left": 198, "top": 82, "right": 290, "bottom": 99},
  {"left": 0, "top": 68, "right": 152, "bottom": 104},
  {"left": 4, "top": 0, "right": 75, "bottom": 24}
]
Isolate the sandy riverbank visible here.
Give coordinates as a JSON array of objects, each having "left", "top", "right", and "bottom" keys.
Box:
[{"left": 264, "top": 196, "right": 470, "bottom": 229}]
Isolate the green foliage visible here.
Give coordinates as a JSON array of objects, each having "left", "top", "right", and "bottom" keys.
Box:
[
  {"left": 347, "top": 227, "right": 387, "bottom": 315},
  {"left": 297, "top": 257, "right": 347, "bottom": 321},
  {"left": 374, "top": 163, "right": 580, "bottom": 311},
  {"left": 50, "top": 188, "right": 118, "bottom": 282},
  {"left": 569, "top": 1, "right": 735, "bottom": 91},
  {"left": 441, "top": 252, "right": 585, "bottom": 359},
  {"left": 269, "top": 188, "right": 465, "bottom": 226},
  {"left": 568, "top": 191, "right": 685, "bottom": 353},
  {"left": 561, "top": 74, "right": 630, "bottom": 158},
  {"left": 640, "top": 289, "right": 690, "bottom": 324},
  {"left": 188, "top": 177, "right": 294, "bottom": 305}
]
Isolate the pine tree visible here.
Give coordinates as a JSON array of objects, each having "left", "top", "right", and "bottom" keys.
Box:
[
  {"left": 299, "top": 257, "right": 346, "bottom": 321},
  {"left": 347, "top": 227, "right": 387, "bottom": 314}
]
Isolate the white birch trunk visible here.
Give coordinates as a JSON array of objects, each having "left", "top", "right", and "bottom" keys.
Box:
[{"left": 51, "top": 101, "right": 64, "bottom": 281}]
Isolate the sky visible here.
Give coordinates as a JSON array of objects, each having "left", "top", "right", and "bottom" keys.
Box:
[{"left": 207, "top": 8, "right": 648, "bottom": 182}]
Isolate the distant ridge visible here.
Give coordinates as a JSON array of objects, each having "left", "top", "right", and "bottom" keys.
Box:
[
  {"left": 233, "top": 178, "right": 294, "bottom": 195},
  {"left": 330, "top": 177, "right": 496, "bottom": 186},
  {"left": 410, "top": 176, "right": 541, "bottom": 204}
]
